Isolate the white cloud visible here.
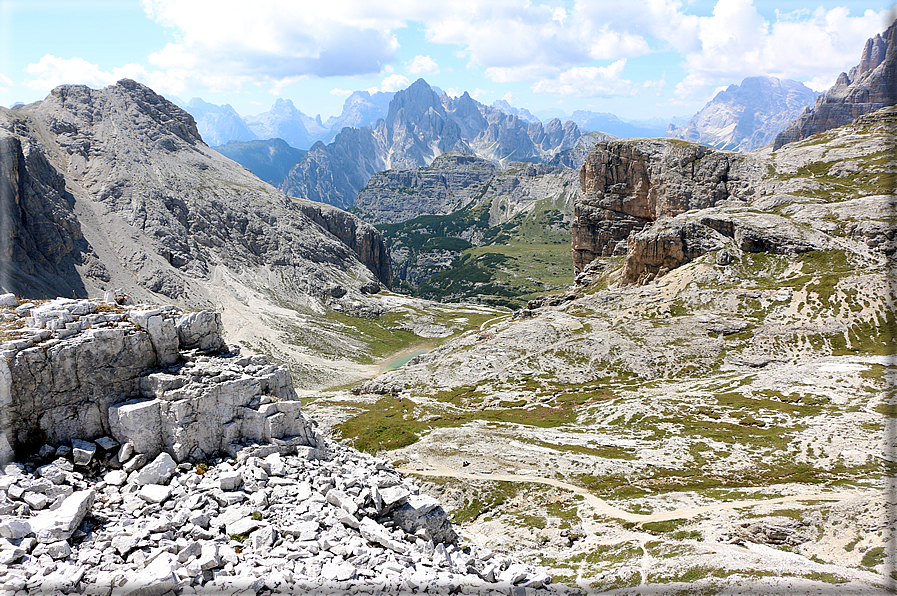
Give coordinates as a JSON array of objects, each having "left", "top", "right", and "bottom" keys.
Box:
[
  {"left": 141, "top": 0, "right": 405, "bottom": 90},
  {"left": 406, "top": 55, "right": 439, "bottom": 75},
  {"left": 532, "top": 59, "right": 642, "bottom": 98},
  {"left": 678, "top": 2, "right": 890, "bottom": 93},
  {"left": 21, "top": 54, "right": 185, "bottom": 96},
  {"left": 379, "top": 74, "right": 410, "bottom": 93},
  {"left": 330, "top": 88, "right": 353, "bottom": 97},
  {"left": 39, "top": 0, "right": 878, "bottom": 106},
  {"left": 0, "top": 73, "right": 12, "bottom": 94},
  {"left": 471, "top": 88, "right": 491, "bottom": 99}
]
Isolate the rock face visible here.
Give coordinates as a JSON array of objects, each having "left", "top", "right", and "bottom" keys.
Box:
[
  {"left": 354, "top": 153, "right": 499, "bottom": 224},
  {"left": 294, "top": 199, "right": 392, "bottom": 289},
  {"left": 571, "top": 139, "right": 762, "bottom": 273},
  {"left": 0, "top": 79, "right": 385, "bottom": 307},
  {"left": 279, "top": 79, "right": 585, "bottom": 209},
  {"left": 667, "top": 76, "right": 818, "bottom": 152},
  {"left": 618, "top": 209, "right": 831, "bottom": 285},
  {"left": 0, "top": 297, "right": 315, "bottom": 465},
  {"left": 773, "top": 19, "right": 896, "bottom": 150}
]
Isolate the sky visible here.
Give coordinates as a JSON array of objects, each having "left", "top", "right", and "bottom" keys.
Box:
[{"left": 0, "top": 0, "right": 894, "bottom": 122}]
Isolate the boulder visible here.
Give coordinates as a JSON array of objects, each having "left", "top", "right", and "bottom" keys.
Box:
[
  {"left": 128, "top": 452, "right": 176, "bottom": 486},
  {"left": 29, "top": 489, "right": 94, "bottom": 543}
]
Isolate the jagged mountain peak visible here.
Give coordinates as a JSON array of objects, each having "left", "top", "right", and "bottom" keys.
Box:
[{"left": 667, "top": 75, "right": 818, "bottom": 152}]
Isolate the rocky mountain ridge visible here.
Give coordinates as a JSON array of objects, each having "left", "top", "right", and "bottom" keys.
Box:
[
  {"left": 277, "top": 79, "right": 584, "bottom": 209},
  {"left": 773, "top": 19, "right": 896, "bottom": 150},
  {"left": 667, "top": 76, "right": 819, "bottom": 152}
]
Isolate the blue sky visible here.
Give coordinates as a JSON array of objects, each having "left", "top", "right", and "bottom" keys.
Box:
[{"left": 1, "top": 0, "right": 894, "bottom": 121}]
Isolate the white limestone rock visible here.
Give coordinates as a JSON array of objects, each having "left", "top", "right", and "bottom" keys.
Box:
[
  {"left": 128, "top": 453, "right": 176, "bottom": 486},
  {"left": 29, "top": 489, "right": 94, "bottom": 543}
]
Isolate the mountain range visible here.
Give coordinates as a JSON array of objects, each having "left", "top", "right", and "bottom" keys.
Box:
[{"left": 277, "top": 79, "right": 584, "bottom": 209}]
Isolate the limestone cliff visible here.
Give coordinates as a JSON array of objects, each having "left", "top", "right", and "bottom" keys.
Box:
[
  {"left": 571, "top": 139, "right": 761, "bottom": 272},
  {"left": 0, "top": 297, "right": 316, "bottom": 466},
  {"left": 294, "top": 199, "right": 392, "bottom": 289},
  {"left": 354, "top": 153, "right": 499, "bottom": 224},
  {"left": 773, "top": 19, "right": 896, "bottom": 150}
]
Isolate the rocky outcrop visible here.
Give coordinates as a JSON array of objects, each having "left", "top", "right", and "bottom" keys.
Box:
[
  {"left": 0, "top": 296, "right": 316, "bottom": 465},
  {"left": 279, "top": 79, "right": 585, "bottom": 209},
  {"left": 773, "top": 19, "right": 896, "bottom": 150},
  {"left": 572, "top": 139, "right": 761, "bottom": 272},
  {"left": 619, "top": 209, "right": 831, "bottom": 285},
  {"left": 294, "top": 199, "right": 392, "bottom": 289},
  {"left": 667, "top": 76, "right": 818, "bottom": 152}
]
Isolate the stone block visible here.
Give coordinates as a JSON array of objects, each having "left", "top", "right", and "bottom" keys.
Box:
[
  {"left": 29, "top": 489, "right": 94, "bottom": 543},
  {"left": 128, "top": 452, "right": 176, "bottom": 486},
  {"left": 109, "top": 400, "right": 162, "bottom": 459},
  {"left": 71, "top": 439, "right": 97, "bottom": 465},
  {"left": 176, "top": 311, "right": 224, "bottom": 352}
]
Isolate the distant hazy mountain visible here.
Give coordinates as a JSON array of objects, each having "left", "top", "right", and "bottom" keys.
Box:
[
  {"left": 279, "top": 79, "right": 583, "bottom": 209},
  {"left": 774, "top": 19, "right": 896, "bottom": 150},
  {"left": 185, "top": 98, "right": 256, "bottom": 146},
  {"left": 491, "top": 100, "right": 540, "bottom": 123},
  {"left": 213, "top": 138, "right": 307, "bottom": 186},
  {"left": 243, "top": 99, "right": 317, "bottom": 150},
  {"left": 324, "top": 90, "right": 395, "bottom": 142},
  {"left": 569, "top": 111, "right": 668, "bottom": 138},
  {"left": 668, "top": 76, "right": 819, "bottom": 152},
  {"left": 533, "top": 108, "right": 568, "bottom": 121}
]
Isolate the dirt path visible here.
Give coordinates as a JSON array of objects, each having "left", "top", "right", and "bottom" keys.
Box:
[
  {"left": 479, "top": 314, "right": 510, "bottom": 332},
  {"left": 398, "top": 461, "right": 874, "bottom": 523}
]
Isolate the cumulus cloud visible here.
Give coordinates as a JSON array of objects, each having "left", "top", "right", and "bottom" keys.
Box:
[
  {"left": 142, "top": 0, "right": 403, "bottom": 91},
  {"left": 0, "top": 73, "right": 12, "bottom": 94},
  {"left": 406, "top": 55, "right": 439, "bottom": 75},
  {"left": 674, "top": 2, "right": 891, "bottom": 98},
  {"left": 330, "top": 88, "right": 353, "bottom": 97},
  {"left": 379, "top": 74, "right": 410, "bottom": 93},
  {"left": 533, "top": 60, "right": 642, "bottom": 98},
  {"left": 21, "top": 54, "right": 185, "bottom": 96},
  {"left": 117, "top": 0, "right": 891, "bottom": 102}
]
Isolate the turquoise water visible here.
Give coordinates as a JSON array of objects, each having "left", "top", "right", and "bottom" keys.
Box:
[{"left": 380, "top": 348, "right": 430, "bottom": 371}]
